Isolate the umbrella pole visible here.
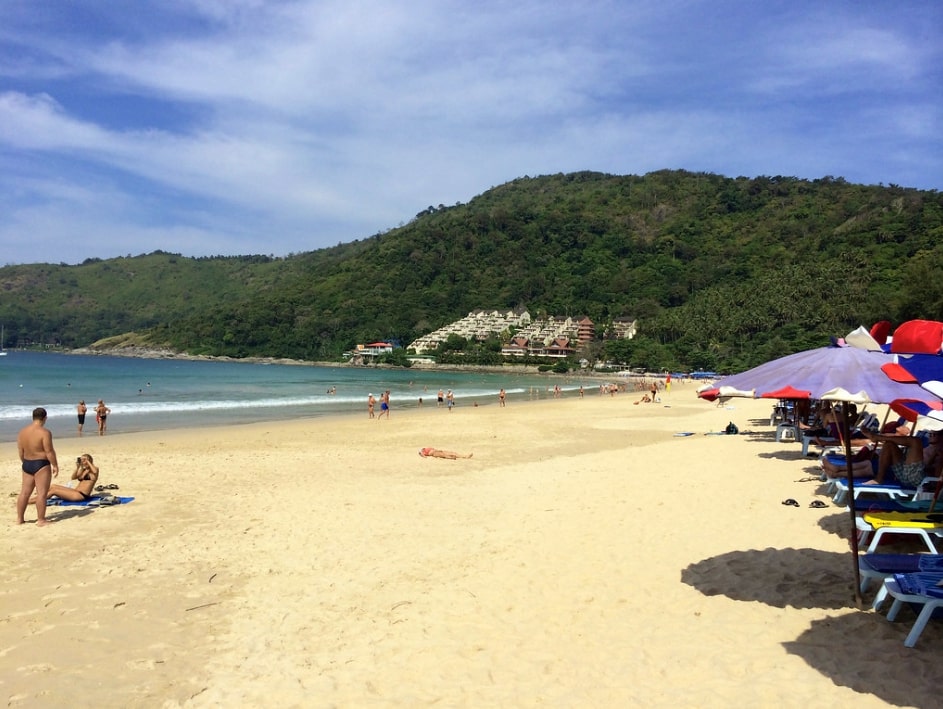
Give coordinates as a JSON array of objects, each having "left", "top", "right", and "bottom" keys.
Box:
[{"left": 842, "top": 405, "right": 864, "bottom": 607}]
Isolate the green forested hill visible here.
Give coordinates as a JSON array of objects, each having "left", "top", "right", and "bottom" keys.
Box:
[{"left": 1, "top": 170, "right": 941, "bottom": 372}]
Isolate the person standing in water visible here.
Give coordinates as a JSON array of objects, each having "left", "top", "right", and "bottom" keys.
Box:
[
  {"left": 377, "top": 390, "right": 391, "bottom": 420},
  {"left": 95, "top": 399, "right": 111, "bottom": 435}
]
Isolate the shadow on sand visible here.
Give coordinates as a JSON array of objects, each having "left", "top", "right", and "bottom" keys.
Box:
[
  {"left": 683, "top": 546, "right": 943, "bottom": 707},
  {"left": 681, "top": 547, "right": 854, "bottom": 610},
  {"left": 783, "top": 612, "right": 943, "bottom": 708}
]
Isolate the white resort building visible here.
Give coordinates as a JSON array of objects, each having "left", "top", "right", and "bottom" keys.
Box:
[
  {"left": 408, "top": 309, "right": 532, "bottom": 355},
  {"left": 407, "top": 311, "right": 626, "bottom": 360}
]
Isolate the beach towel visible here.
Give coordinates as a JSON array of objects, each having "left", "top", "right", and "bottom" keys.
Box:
[
  {"left": 894, "top": 572, "right": 943, "bottom": 598},
  {"left": 47, "top": 495, "right": 134, "bottom": 507}
]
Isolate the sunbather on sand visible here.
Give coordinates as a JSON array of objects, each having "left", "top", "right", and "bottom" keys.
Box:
[
  {"left": 419, "top": 447, "right": 473, "bottom": 459},
  {"left": 862, "top": 430, "right": 943, "bottom": 486},
  {"left": 30, "top": 453, "right": 98, "bottom": 503}
]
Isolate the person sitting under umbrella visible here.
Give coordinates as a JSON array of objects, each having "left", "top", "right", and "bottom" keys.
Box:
[
  {"left": 861, "top": 429, "right": 943, "bottom": 486},
  {"left": 820, "top": 444, "right": 877, "bottom": 479}
]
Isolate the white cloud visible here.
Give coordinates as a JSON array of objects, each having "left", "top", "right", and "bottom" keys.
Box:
[
  {"left": 0, "top": 92, "right": 108, "bottom": 149},
  {"left": 0, "top": 0, "right": 940, "bottom": 264}
]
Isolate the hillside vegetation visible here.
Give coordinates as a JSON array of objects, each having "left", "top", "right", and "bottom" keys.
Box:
[{"left": 1, "top": 170, "right": 941, "bottom": 372}]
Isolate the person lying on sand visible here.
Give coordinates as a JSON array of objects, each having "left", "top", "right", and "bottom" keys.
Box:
[
  {"left": 419, "top": 447, "right": 473, "bottom": 459},
  {"left": 30, "top": 453, "right": 98, "bottom": 504}
]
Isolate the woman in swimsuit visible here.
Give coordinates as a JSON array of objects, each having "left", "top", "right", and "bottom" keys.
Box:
[
  {"left": 95, "top": 400, "right": 111, "bottom": 435},
  {"left": 31, "top": 454, "right": 99, "bottom": 504}
]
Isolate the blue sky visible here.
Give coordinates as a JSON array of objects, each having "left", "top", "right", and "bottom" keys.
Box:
[{"left": 1, "top": 1, "right": 940, "bottom": 265}]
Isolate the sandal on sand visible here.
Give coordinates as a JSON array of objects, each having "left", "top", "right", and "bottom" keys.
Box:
[
  {"left": 781, "top": 498, "right": 800, "bottom": 507},
  {"left": 809, "top": 500, "right": 828, "bottom": 509}
]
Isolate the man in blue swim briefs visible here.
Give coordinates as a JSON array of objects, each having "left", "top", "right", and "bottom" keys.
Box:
[
  {"left": 377, "top": 390, "right": 391, "bottom": 420},
  {"left": 16, "top": 407, "right": 59, "bottom": 526}
]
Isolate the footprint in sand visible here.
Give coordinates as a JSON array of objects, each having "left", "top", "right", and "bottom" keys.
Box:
[{"left": 17, "top": 663, "right": 55, "bottom": 674}]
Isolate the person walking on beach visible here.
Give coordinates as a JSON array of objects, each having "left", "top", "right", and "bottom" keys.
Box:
[
  {"left": 95, "top": 399, "right": 111, "bottom": 435},
  {"left": 77, "top": 400, "right": 87, "bottom": 435},
  {"left": 16, "top": 407, "right": 59, "bottom": 526},
  {"left": 446, "top": 389, "right": 454, "bottom": 412},
  {"left": 498, "top": 388, "right": 506, "bottom": 407},
  {"left": 437, "top": 389, "right": 444, "bottom": 408},
  {"left": 377, "top": 390, "right": 391, "bottom": 420},
  {"left": 367, "top": 393, "right": 376, "bottom": 419}
]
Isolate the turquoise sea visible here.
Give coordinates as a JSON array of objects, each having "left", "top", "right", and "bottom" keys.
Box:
[{"left": 0, "top": 351, "right": 590, "bottom": 442}]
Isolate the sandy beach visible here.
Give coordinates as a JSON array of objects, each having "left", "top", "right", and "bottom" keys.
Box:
[{"left": 3, "top": 388, "right": 940, "bottom": 707}]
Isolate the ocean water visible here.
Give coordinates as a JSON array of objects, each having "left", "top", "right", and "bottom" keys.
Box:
[{"left": 0, "top": 351, "right": 589, "bottom": 442}]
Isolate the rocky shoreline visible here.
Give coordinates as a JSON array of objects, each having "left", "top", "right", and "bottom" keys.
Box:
[
  {"left": 66, "top": 345, "right": 634, "bottom": 378},
  {"left": 68, "top": 345, "right": 338, "bottom": 368}
]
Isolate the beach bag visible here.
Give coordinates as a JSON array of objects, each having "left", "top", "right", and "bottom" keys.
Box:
[{"left": 725, "top": 421, "right": 739, "bottom": 435}]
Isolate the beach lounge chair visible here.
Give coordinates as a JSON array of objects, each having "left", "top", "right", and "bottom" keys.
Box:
[
  {"left": 884, "top": 572, "right": 943, "bottom": 647},
  {"left": 819, "top": 451, "right": 881, "bottom": 502},
  {"left": 801, "top": 411, "right": 880, "bottom": 456},
  {"left": 830, "top": 472, "right": 939, "bottom": 506},
  {"left": 858, "top": 511, "right": 943, "bottom": 554},
  {"left": 855, "top": 498, "right": 940, "bottom": 515},
  {"left": 859, "top": 553, "right": 943, "bottom": 607},
  {"left": 802, "top": 434, "right": 841, "bottom": 457}
]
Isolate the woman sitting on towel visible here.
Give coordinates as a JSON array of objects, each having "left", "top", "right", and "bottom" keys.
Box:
[{"left": 30, "top": 453, "right": 99, "bottom": 503}]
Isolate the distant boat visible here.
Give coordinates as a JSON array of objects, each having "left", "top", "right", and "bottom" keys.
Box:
[{"left": 0, "top": 325, "right": 7, "bottom": 356}]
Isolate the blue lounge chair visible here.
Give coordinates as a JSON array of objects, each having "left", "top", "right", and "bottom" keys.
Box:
[
  {"left": 832, "top": 475, "right": 939, "bottom": 506},
  {"left": 859, "top": 554, "right": 943, "bottom": 607},
  {"left": 884, "top": 572, "right": 943, "bottom": 647}
]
